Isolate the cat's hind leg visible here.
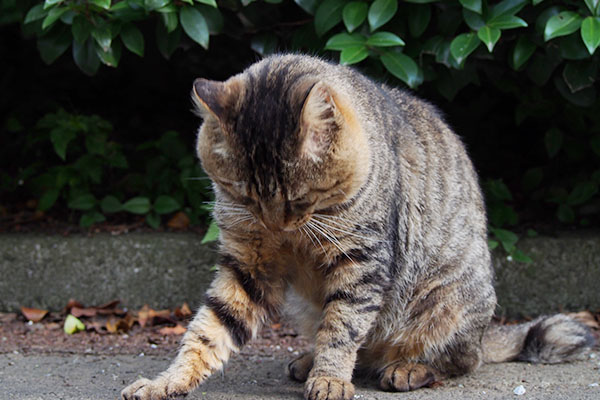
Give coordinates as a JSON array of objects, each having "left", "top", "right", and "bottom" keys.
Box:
[{"left": 378, "top": 362, "right": 442, "bottom": 392}]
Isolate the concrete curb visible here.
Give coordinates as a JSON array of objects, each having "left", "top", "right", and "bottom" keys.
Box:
[{"left": 1, "top": 232, "right": 598, "bottom": 317}]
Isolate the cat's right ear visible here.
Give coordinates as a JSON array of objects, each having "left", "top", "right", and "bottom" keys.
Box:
[{"left": 192, "top": 78, "right": 239, "bottom": 121}]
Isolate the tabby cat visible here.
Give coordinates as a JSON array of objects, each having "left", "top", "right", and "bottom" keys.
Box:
[{"left": 121, "top": 54, "right": 593, "bottom": 400}]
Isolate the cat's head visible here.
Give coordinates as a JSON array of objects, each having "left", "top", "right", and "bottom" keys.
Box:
[{"left": 192, "top": 56, "right": 370, "bottom": 232}]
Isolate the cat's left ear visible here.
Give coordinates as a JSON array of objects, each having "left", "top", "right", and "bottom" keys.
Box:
[
  {"left": 299, "top": 81, "right": 341, "bottom": 162},
  {"left": 192, "top": 78, "right": 241, "bottom": 121}
]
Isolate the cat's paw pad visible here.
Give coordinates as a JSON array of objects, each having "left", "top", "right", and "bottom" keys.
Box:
[
  {"left": 121, "top": 376, "right": 190, "bottom": 400},
  {"left": 378, "top": 362, "right": 438, "bottom": 392},
  {"left": 304, "top": 376, "right": 354, "bottom": 400},
  {"left": 286, "top": 352, "right": 314, "bottom": 382}
]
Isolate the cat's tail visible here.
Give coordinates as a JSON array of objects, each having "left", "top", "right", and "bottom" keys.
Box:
[{"left": 481, "top": 314, "right": 595, "bottom": 364}]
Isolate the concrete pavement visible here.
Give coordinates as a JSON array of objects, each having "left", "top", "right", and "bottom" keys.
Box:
[{"left": 1, "top": 349, "right": 599, "bottom": 400}]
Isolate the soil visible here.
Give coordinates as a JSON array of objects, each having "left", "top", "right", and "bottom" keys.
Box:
[{"left": 0, "top": 312, "right": 310, "bottom": 359}]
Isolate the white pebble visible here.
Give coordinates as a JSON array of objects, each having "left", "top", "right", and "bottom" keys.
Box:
[
  {"left": 589, "top": 382, "right": 599, "bottom": 387},
  {"left": 138, "top": 352, "right": 145, "bottom": 357},
  {"left": 590, "top": 353, "right": 596, "bottom": 359},
  {"left": 150, "top": 343, "right": 158, "bottom": 349},
  {"left": 513, "top": 385, "right": 526, "bottom": 395},
  {"left": 287, "top": 346, "right": 294, "bottom": 352}
]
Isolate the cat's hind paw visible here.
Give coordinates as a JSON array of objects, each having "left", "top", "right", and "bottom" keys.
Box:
[
  {"left": 304, "top": 376, "right": 354, "bottom": 400},
  {"left": 287, "top": 352, "right": 314, "bottom": 382},
  {"left": 121, "top": 375, "right": 190, "bottom": 400},
  {"left": 378, "top": 362, "right": 439, "bottom": 392}
]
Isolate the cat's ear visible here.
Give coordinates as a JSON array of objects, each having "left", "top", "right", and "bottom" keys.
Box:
[
  {"left": 299, "top": 81, "right": 340, "bottom": 162},
  {"left": 192, "top": 78, "right": 240, "bottom": 121}
]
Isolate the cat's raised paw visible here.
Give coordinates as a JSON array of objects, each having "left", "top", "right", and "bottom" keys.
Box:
[
  {"left": 287, "top": 352, "right": 314, "bottom": 382},
  {"left": 304, "top": 376, "right": 354, "bottom": 400},
  {"left": 378, "top": 362, "right": 439, "bottom": 392},
  {"left": 121, "top": 376, "right": 189, "bottom": 400}
]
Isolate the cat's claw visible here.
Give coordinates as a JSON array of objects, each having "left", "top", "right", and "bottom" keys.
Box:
[
  {"left": 121, "top": 376, "right": 189, "bottom": 400},
  {"left": 304, "top": 376, "right": 354, "bottom": 400},
  {"left": 378, "top": 362, "right": 439, "bottom": 392}
]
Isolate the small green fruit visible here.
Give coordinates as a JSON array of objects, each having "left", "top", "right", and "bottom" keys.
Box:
[{"left": 64, "top": 314, "right": 85, "bottom": 334}]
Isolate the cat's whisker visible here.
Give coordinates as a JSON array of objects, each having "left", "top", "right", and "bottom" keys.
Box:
[
  {"left": 312, "top": 213, "right": 380, "bottom": 236},
  {"left": 184, "top": 177, "right": 213, "bottom": 181},
  {"left": 306, "top": 220, "right": 354, "bottom": 266},
  {"left": 300, "top": 226, "right": 317, "bottom": 250},
  {"left": 303, "top": 223, "right": 327, "bottom": 256},
  {"left": 311, "top": 216, "right": 382, "bottom": 243}
]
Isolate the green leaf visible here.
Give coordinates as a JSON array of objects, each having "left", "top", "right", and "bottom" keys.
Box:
[
  {"left": 42, "top": 7, "right": 68, "bottom": 30},
  {"left": 38, "top": 188, "right": 60, "bottom": 211},
  {"left": 491, "top": 228, "right": 518, "bottom": 253},
  {"left": 314, "top": 0, "right": 345, "bottom": 36},
  {"left": 584, "top": 0, "right": 599, "bottom": 15},
  {"left": 156, "top": 23, "right": 181, "bottom": 59},
  {"left": 477, "top": 26, "right": 500, "bottom": 52},
  {"left": 44, "top": 0, "right": 62, "bottom": 10},
  {"left": 145, "top": 0, "right": 170, "bottom": 10},
  {"left": 487, "top": 15, "right": 528, "bottom": 30},
  {"left": 562, "top": 61, "right": 597, "bottom": 93},
  {"left": 180, "top": 6, "right": 209, "bottom": 49},
  {"left": 90, "top": 0, "right": 111, "bottom": 9},
  {"left": 92, "top": 23, "right": 113, "bottom": 52},
  {"left": 544, "top": 12, "right": 583, "bottom": 42},
  {"left": 407, "top": 4, "right": 431, "bottom": 37},
  {"left": 339, "top": 45, "right": 369, "bottom": 65},
  {"left": 146, "top": 213, "right": 161, "bottom": 229},
  {"left": 50, "top": 127, "right": 75, "bottom": 160},
  {"left": 488, "top": 0, "right": 528, "bottom": 20},
  {"left": 37, "top": 28, "right": 71, "bottom": 64},
  {"left": 581, "top": 17, "right": 600, "bottom": 55},
  {"left": 325, "top": 32, "right": 366, "bottom": 50},
  {"left": 343, "top": 2, "right": 368, "bottom": 32},
  {"left": 154, "top": 195, "right": 181, "bottom": 214},
  {"left": 197, "top": 5, "right": 223, "bottom": 35},
  {"left": 463, "top": 9, "right": 485, "bottom": 30},
  {"left": 201, "top": 220, "right": 220, "bottom": 243},
  {"left": 450, "top": 32, "right": 480, "bottom": 64},
  {"left": 100, "top": 195, "right": 123, "bottom": 213},
  {"left": 161, "top": 12, "right": 179, "bottom": 32},
  {"left": 195, "top": 0, "right": 217, "bottom": 7},
  {"left": 486, "top": 179, "right": 512, "bottom": 201},
  {"left": 366, "top": 32, "right": 405, "bottom": 47},
  {"left": 368, "top": 0, "right": 397, "bottom": 31},
  {"left": 521, "top": 167, "right": 543, "bottom": 192},
  {"left": 95, "top": 39, "right": 122, "bottom": 67},
  {"left": 488, "top": 239, "right": 499, "bottom": 250},
  {"left": 295, "top": 0, "right": 318, "bottom": 15},
  {"left": 544, "top": 127, "right": 563, "bottom": 158},
  {"left": 24, "top": 4, "right": 47, "bottom": 24},
  {"left": 380, "top": 51, "right": 423, "bottom": 88},
  {"left": 511, "top": 249, "right": 533, "bottom": 264},
  {"left": 121, "top": 23, "right": 144, "bottom": 57},
  {"left": 251, "top": 33, "right": 278, "bottom": 56},
  {"left": 567, "top": 182, "right": 598, "bottom": 206},
  {"left": 512, "top": 36, "right": 536, "bottom": 70},
  {"left": 532, "top": 0, "right": 544, "bottom": 5},
  {"left": 68, "top": 194, "right": 96, "bottom": 211},
  {"left": 557, "top": 204, "right": 575, "bottom": 223},
  {"left": 73, "top": 38, "right": 101, "bottom": 76},
  {"left": 122, "top": 197, "right": 151, "bottom": 214},
  {"left": 459, "top": 0, "right": 481, "bottom": 14},
  {"left": 80, "top": 211, "right": 105, "bottom": 227},
  {"left": 553, "top": 74, "right": 596, "bottom": 107},
  {"left": 64, "top": 315, "right": 85, "bottom": 334},
  {"left": 72, "top": 15, "right": 91, "bottom": 44}
]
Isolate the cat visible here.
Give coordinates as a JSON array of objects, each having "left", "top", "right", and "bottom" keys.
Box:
[{"left": 121, "top": 54, "right": 594, "bottom": 400}]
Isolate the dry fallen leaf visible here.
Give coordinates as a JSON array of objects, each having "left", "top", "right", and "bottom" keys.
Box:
[
  {"left": 71, "top": 306, "right": 97, "bottom": 318},
  {"left": 158, "top": 324, "right": 187, "bottom": 335},
  {"left": 106, "top": 314, "right": 135, "bottom": 333},
  {"left": 64, "top": 299, "right": 84, "bottom": 314},
  {"left": 21, "top": 306, "right": 48, "bottom": 323},
  {"left": 174, "top": 302, "right": 192, "bottom": 319},
  {"left": 167, "top": 211, "right": 190, "bottom": 229}
]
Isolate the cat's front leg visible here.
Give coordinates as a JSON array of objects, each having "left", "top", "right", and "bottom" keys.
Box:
[
  {"left": 121, "top": 260, "right": 276, "bottom": 400},
  {"left": 305, "top": 266, "right": 388, "bottom": 400}
]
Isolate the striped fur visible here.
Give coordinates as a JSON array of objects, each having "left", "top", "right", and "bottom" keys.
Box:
[{"left": 122, "top": 55, "right": 594, "bottom": 400}]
